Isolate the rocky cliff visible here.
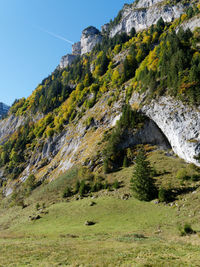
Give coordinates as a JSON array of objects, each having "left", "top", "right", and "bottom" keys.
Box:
[
  {"left": 80, "top": 26, "right": 102, "bottom": 55},
  {"left": 59, "top": 26, "right": 102, "bottom": 68},
  {"left": 59, "top": 0, "right": 193, "bottom": 68},
  {"left": 105, "top": 0, "right": 186, "bottom": 37},
  {"left": 1, "top": 0, "right": 200, "bottom": 194},
  {"left": 141, "top": 97, "right": 200, "bottom": 167},
  {"left": 59, "top": 54, "right": 78, "bottom": 69}
]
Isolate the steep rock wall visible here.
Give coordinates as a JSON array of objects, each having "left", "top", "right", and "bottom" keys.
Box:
[
  {"left": 81, "top": 26, "right": 102, "bottom": 55},
  {"left": 179, "top": 14, "right": 200, "bottom": 32},
  {"left": 108, "top": 1, "right": 185, "bottom": 37},
  {"left": 0, "top": 115, "right": 24, "bottom": 144},
  {"left": 139, "top": 96, "right": 200, "bottom": 166},
  {"left": 60, "top": 54, "right": 78, "bottom": 68}
]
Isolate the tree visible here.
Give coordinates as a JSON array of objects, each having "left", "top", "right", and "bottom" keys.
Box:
[
  {"left": 130, "top": 27, "right": 136, "bottom": 38},
  {"left": 62, "top": 186, "right": 72, "bottom": 198},
  {"left": 23, "top": 174, "right": 36, "bottom": 194},
  {"left": 130, "top": 149, "right": 157, "bottom": 201}
]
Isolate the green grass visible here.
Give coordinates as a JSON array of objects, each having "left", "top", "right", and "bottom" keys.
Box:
[{"left": 0, "top": 150, "right": 200, "bottom": 266}]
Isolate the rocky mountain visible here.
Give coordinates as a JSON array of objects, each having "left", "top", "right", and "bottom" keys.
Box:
[
  {"left": 0, "top": 102, "right": 9, "bottom": 118},
  {"left": 104, "top": 0, "right": 186, "bottom": 37},
  {"left": 59, "top": 26, "right": 102, "bottom": 68},
  {"left": 59, "top": 0, "right": 200, "bottom": 69},
  {"left": 0, "top": 0, "right": 200, "bottom": 195}
]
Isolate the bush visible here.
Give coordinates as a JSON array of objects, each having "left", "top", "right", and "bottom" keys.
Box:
[
  {"left": 183, "top": 223, "right": 195, "bottom": 234},
  {"left": 62, "top": 186, "right": 72, "bottom": 198},
  {"left": 74, "top": 180, "right": 80, "bottom": 194},
  {"left": 79, "top": 181, "right": 89, "bottom": 197},
  {"left": 176, "top": 169, "right": 188, "bottom": 180},
  {"left": 113, "top": 179, "right": 120, "bottom": 189},
  {"left": 178, "top": 223, "right": 196, "bottom": 236},
  {"left": 158, "top": 187, "right": 169, "bottom": 202},
  {"left": 123, "top": 155, "right": 128, "bottom": 168},
  {"left": 24, "top": 174, "right": 36, "bottom": 194}
]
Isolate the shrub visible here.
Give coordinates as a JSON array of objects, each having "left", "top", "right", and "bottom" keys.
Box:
[
  {"left": 123, "top": 155, "right": 128, "bottom": 168},
  {"left": 113, "top": 179, "right": 120, "bottom": 189},
  {"left": 24, "top": 174, "right": 37, "bottom": 194},
  {"left": 62, "top": 186, "right": 72, "bottom": 198},
  {"left": 79, "top": 181, "right": 89, "bottom": 197},
  {"left": 183, "top": 223, "right": 195, "bottom": 234},
  {"left": 176, "top": 169, "right": 188, "bottom": 180},
  {"left": 103, "top": 158, "right": 110, "bottom": 174},
  {"left": 178, "top": 223, "right": 196, "bottom": 236},
  {"left": 74, "top": 180, "right": 80, "bottom": 194},
  {"left": 158, "top": 187, "right": 169, "bottom": 202}
]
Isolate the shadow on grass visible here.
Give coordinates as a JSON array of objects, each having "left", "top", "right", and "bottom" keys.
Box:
[{"left": 162, "top": 185, "right": 200, "bottom": 202}]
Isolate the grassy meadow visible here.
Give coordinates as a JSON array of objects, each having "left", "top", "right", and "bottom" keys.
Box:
[{"left": 0, "top": 150, "right": 200, "bottom": 266}]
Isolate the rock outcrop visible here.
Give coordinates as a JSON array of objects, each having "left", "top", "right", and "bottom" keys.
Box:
[
  {"left": 0, "top": 114, "right": 24, "bottom": 144},
  {"left": 72, "top": 42, "right": 81, "bottom": 55},
  {"left": 59, "top": 26, "right": 102, "bottom": 68},
  {"left": 80, "top": 26, "right": 102, "bottom": 55},
  {"left": 105, "top": 0, "right": 186, "bottom": 37},
  {"left": 139, "top": 96, "right": 200, "bottom": 166},
  {"left": 60, "top": 54, "right": 78, "bottom": 69},
  {"left": 135, "top": 0, "right": 163, "bottom": 9},
  {"left": 59, "top": 0, "right": 194, "bottom": 69},
  {"left": 179, "top": 14, "right": 200, "bottom": 32}
]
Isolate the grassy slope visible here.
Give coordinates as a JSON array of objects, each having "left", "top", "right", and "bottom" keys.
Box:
[{"left": 0, "top": 150, "right": 200, "bottom": 266}]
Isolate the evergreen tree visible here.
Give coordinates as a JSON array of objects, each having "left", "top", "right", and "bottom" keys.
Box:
[
  {"left": 123, "top": 155, "right": 128, "bottom": 168},
  {"left": 130, "top": 149, "right": 157, "bottom": 201}
]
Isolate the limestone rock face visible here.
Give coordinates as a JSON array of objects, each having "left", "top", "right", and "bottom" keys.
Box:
[
  {"left": 59, "top": 27, "right": 102, "bottom": 68},
  {"left": 81, "top": 26, "right": 102, "bottom": 55},
  {"left": 139, "top": 96, "right": 200, "bottom": 166},
  {"left": 0, "top": 115, "right": 24, "bottom": 144},
  {"left": 72, "top": 41, "right": 81, "bottom": 55},
  {"left": 59, "top": 54, "right": 78, "bottom": 68},
  {"left": 107, "top": 0, "right": 185, "bottom": 37},
  {"left": 135, "top": 0, "right": 163, "bottom": 8},
  {"left": 178, "top": 15, "right": 200, "bottom": 32}
]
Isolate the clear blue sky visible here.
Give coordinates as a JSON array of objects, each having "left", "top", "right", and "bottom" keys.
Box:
[{"left": 0, "top": 0, "right": 134, "bottom": 106}]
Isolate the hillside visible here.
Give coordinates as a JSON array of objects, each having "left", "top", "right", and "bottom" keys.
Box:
[{"left": 0, "top": 0, "right": 200, "bottom": 265}]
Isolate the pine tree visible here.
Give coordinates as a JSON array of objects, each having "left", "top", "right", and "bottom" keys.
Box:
[{"left": 130, "top": 149, "right": 157, "bottom": 201}]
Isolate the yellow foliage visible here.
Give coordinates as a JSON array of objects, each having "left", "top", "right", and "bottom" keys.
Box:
[
  {"left": 83, "top": 58, "right": 88, "bottom": 66},
  {"left": 97, "top": 51, "right": 103, "bottom": 60},
  {"left": 111, "top": 69, "right": 120, "bottom": 84},
  {"left": 181, "top": 14, "right": 187, "bottom": 22},
  {"left": 193, "top": 51, "right": 200, "bottom": 60},
  {"left": 76, "top": 83, "right": 84, "bottom": 92},
  {"left": 113, "top": 44, "right": 121, "bottom": 55},
  {"left": 93, "top": 65, "right": 101, "bottom": 77},
  {"left": 136, "top": 49, "right": 143, "bottom": 62},
  {"left": 46, "top": 126, "right": 54, "bottom": 137},
  {"left": 152, "top": 32, "right": 159, "bottom": 42},
  {"left": 147, "top": 49, "right": 158, "bottom": 71},
  {"left": 143, "top": 35, "right": 151, "bottom": 44}
]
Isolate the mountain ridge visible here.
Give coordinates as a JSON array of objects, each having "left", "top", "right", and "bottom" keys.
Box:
[{"left": 0, "top": 0, "right": 200, "bottom": 194}]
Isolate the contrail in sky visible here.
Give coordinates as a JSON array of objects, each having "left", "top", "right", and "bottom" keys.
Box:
[{"left": 37, "top": 27, "right": 74, "bottom": 45}]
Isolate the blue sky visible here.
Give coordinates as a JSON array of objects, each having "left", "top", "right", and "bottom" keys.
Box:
[{"left": 0, "top": 0, "right": 133, "bottom": 106}]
